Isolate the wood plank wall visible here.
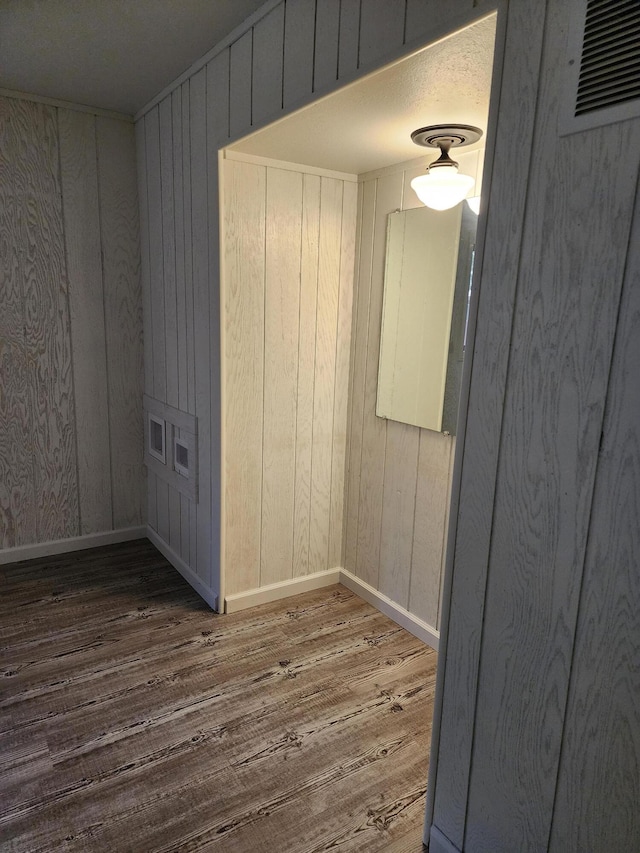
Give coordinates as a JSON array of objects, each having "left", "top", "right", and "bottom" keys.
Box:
[
  {"left": 135, "top": 0, "right": 491, "bottom": 605},
  {"left": 222, "top": 155, "right": 357, "bottom": 596},
  {"left": 430, "top": 0, "right": 640, "bottom": 851},
  {"left": 134, "top": 0, "right": 640, "bottom": 849},
  {"left": 0, "top": 96, "right": 143, "bottom": 551},
  {"left": 344, "top": 149, "right": 483, "bottom": 632}
]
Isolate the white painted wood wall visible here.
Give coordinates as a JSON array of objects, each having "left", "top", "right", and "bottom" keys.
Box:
[
  {"left": 221, "top": 154, "right": 357, "bottom": 596},
  {"left": 345, "top": 150, "right": 482, "bottom": 632},
  {"left": 0, "top": 95, "right": 143, "bottom": 552},
  {"left": 135, "top": 0, "right": 491, "bottom": 607},
  {"left": 135, "top": 1, "right": 640, "bottom": 849}
]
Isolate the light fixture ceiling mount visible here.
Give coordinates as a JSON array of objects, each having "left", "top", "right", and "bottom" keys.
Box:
[
  {"left": 410, "top": 124, "right": 483, "bottom": 210},
  {"left": 410, "top": 124, "right": 483, "bottom": 149}
]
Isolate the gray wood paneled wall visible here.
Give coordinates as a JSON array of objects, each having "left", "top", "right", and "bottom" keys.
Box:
[
  {"left": 0, "top": 96, "right": 143, "bottom": 551},
  {"left": 221, "top": 155, "right": 357, "bottom": 596},
  {"left": 430, "top": 0, "right": 640, "bottom": 850},
  {"left": 135, "top": 0, "right": 492, "bottom": 606}
]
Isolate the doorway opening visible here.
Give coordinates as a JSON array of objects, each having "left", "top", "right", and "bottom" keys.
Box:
[{"left": 218, "top": 13, "right": 497, "bottom": 646}]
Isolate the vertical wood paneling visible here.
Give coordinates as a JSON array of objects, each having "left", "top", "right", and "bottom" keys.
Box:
[
  {"left": 207, "top": 50, "right": 231, "bottom": 147},
  {"left": 0, "top": 98, "right": 36, "bottom": 548},
  {"left": 283, "top": 0, "right": 316, "bottom": 108},
  {"left": 222, "top": 158, "right": 354, "bottom": 594},
  {"left": 338, "top": 0, "right": 361, "bottom": 80},
  {"left": 168, "top": 486, "right": 181, "bottom": 552},
  {"left": 135, "top": 120, "right": 153, "bottom": 399},
  {"left": 1, "top": 98, "right": 142, "bottom": 552},
  {"left": 342, "top": 180, "right": 364, "bottom": 569},
  {"left": 207, "top": 69, "right": 223, "bottom": 603},
  {"left": 549, "top": 191, "right": 640, "bottom": 853},
  {"left": 136, "top": 118, "right": 157, "bottom": 533},
  {"left": 261, "top": 168, "right": 303, "bottom": 585},
  {"left": 229, "top": 31, "right": 254, "bottom": 140},
  {"left": 158, "top": 97, "right": 181, "bottom": 554},
  {"left": 172, "top": 87, "right": 191, "bottom": 569},
  {"left": 0, "top": 99, "right": 141, "bottom": 550},
  {"left": 433, "top": 2, "right": 546, "bottom": 844},
  {"left": 172, "top": 90, "right": 188, "bottom": 415},
  {"left": 14, "top": 100, "right": 78, "bottom": 542},
  {"left": 408, "top": 431, "right": 452, "bottom": 627},
  {"left": 355, "top": 171, "right": 402, "bottom": 585},
  {"left": 251, "top": 3, "right": 285, "bottom": 128},
  {"left": 155, "top": 481, "right": 170, "bottom": 543},
  {"left": 144, "top": 108, "right": 166, "bottom": 404},
  {"left": 181, "top": 81, "right": 196, "bottom": 419},
  {"left": 58, "top": 110, "right": 112, "bottom": 535},
  {"left": 159, "top": 98, "right": 178, "bottom": 410},
  {"left": 223, "top": 159, "right": 266, "bottom": 595},
  {"left": 181, "top": 79, "right": 196, "bottom": 565},
  {"left": 292, "top": 174, "right": 321, "bottom": 578},
  {"left": 466, "top": 131, "right": 640, "bottom": 853},
  {"left": 190, "top": 68, "right": 212, "bottom": 587},
  {"left": 308, "top": 178, "right": 342, "bottom": 574},
  {"left": 358, "top": 0, "right": 406, "bottom": 69},
  {"left": 344, "top": 161, "right": 458, "bottom": 629},
  {"left": 96, "top": 118, "right": 143, "bottom": 530},
  {"left": 329, "top": 180, "right": 357, "bottom": 568},
  {"left": 313, "top": 0, "right": 340, "bottom": 92},
  {"left": 378, "top": 421, "right": 419, "bottom": 608},
  {"left": 463, "top": 3, "right": 640, "bottom": 847},
  {"left": 344, "top": 179, "right": 375, "bottom": 578},
  {"left": 436, "top": 438, "right": 456, "bottom": 633},
  {"left": 404, "top": 0, "right": 474, "bottom": 45}
]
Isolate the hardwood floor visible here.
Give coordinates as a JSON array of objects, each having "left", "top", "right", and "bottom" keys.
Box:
[{"left": 0, "top": 539, "right": 436, "bottom": 852}]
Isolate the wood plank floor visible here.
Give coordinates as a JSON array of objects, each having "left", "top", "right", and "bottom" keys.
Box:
[{"left": 0, "top": 539, "right": 435, "bottom": 852}]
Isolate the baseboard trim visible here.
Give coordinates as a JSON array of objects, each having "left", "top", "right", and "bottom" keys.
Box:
[
  {"left": 224, "top": 569, "right": 342, "bottom": 614},
  {"left": 339, "top": 569, "right": 439, "bottom": 651},
  {"left": 0, "top": 526, "right": 147, "bottom": 566},
  {"left": 146, "top": 527, "right": 218, "bottom": 611},
  {"left": 223, "top": 567, "right": 439, "bottom": 649},
  {"left": 428, "top": 826, "right": 461, "bottom": 853}
]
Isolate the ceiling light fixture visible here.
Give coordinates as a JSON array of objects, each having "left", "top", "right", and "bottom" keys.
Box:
[
  {"left": 466, "top": 196, "right": 481, "bottom": 215},
  {"left": 410, "top": 124, "right": 483, "bottom": 211}
]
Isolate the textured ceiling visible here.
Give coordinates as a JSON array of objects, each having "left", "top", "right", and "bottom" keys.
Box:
[
  {"left": 229, "top": 15, "right": 496, "bottom": 176},
  {"left": 0, "top": 0, "right": 266, "bottom": 115}
]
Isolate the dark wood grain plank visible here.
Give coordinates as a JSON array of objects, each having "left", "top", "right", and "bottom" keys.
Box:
[{"left": 0, "top": 539, "right": 433, "bottom": 853}]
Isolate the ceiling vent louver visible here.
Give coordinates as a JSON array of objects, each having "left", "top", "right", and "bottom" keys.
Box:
[{"left": 561, "top": 0, "right": 640, "bottom": 135}]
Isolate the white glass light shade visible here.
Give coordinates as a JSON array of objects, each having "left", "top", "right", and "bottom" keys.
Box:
[
  {"left": 410, "top": 166, "right": 475, "bottom": 211},
  {"left": 466, "top": 196, "right": 481, "bottom": 215}
]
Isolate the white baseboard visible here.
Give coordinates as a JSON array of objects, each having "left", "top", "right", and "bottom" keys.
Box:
[
  {"left": 1, "top": 531, "right": 440, "bottom": 650},
  {"left": 146, "top": 526, "right": 218, "bottom": 611},
  {"left": 339, "top": 569, "right": 439, "bottom": 651},
  {"left": 224, "top": 568, "right": 342, "bottom": 613},
  {"left": 223, "top": 566, "right": 439, "bottom": 650},
  {"left": 428, "top": 826, "right": 461, "bottom": 853},
  {"left": 0, "top": 526, "right": 147, "bottom": 566}
]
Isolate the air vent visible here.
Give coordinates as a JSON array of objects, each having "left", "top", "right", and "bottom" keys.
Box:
[
  {"left": 561, "top": 0, "right": 640, "bottom": 135},
  {"left": 577, "top": 0, "right": 640, "bottom": 114}
]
